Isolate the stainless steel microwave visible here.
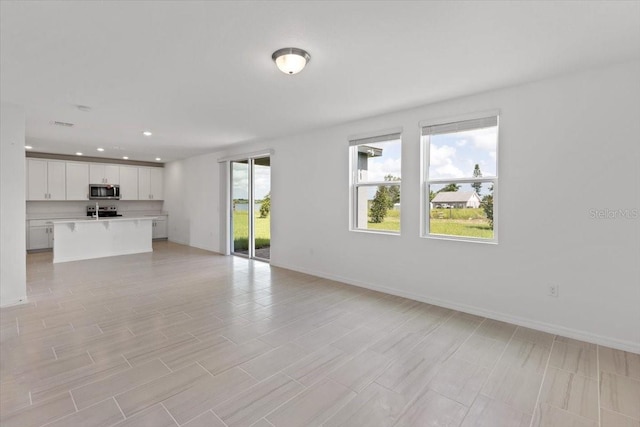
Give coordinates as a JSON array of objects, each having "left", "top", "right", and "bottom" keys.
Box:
[{"left": 89, "top": 184, "right": 120, "bottom": 200}]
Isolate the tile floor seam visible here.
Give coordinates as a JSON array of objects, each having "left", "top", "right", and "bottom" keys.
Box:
[
  {"left": 122, "top": 354, "right": 134, "bottom": 369},
  {"left": 528, "top": 334, "right": 556, "bottom": 427},
  {"left": 161, "top": 402, "right": 181, "bottom": 426},
  {"left": 224, "top": 371, "right": 311, "bottom": 424},
  {"left": 195, "top": 361, "right": 215, "bottom": 378},
  {"left": 158, "top": 357, "right": 173, "bottom": 373},
  {"left": 459, "top": 321, "right": 520, "bottom": 424},
  {"left": 68, "top": 390, "right": 79, "bottom": 412},
  {"left": 99, "top": 362, "right": 205, "bottom": 409},
  {"left": 282, "top": 372, "right": 307, "bottom": 388}
]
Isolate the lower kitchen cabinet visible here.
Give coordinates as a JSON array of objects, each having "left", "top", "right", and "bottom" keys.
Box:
[
  {"left": 152, "top": 216, "right": 168, "bottom": 240},
  {"left": 28, "top": 221, "right": 54, "bottom": 250}
]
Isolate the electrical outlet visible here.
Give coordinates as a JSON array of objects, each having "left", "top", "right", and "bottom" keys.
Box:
[{"left": 548, "top": 284, "right": 559, "bottom": 297}]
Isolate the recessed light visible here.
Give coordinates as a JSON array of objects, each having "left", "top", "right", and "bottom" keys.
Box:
[
  {"left": 142, "top": 131, "right": 152, "bottom": 136},
  {"left": 155, "top": 157, "right": 161, "bottom": 161},
  {"left": 75, "top": 152, "right": 83, "bottom": 156},
  {"left": 122, "top": 156, "right": 129, "bottom": 160},
  {"left": 97, "top": 148, "right": 105, "bottom": 152},
  {"left": 25, "top": 145, "right": 33, "bottom": 150}
]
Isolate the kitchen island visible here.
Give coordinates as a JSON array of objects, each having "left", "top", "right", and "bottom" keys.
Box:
[{"left": 52, "top": 217, "right": 155, "bottom": 263}]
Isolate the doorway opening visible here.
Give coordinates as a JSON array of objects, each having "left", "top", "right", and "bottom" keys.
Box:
[{"left": 230, "top": 156, "right": 271, "bottom": 261}]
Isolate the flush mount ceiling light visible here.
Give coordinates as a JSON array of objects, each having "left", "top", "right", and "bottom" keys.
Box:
[
  {"left": 155, "top": 157, "right": 161, "bottom": 161},
  {"left": 122, "top": 156, "right": 129, "bottom": 160},
  {"left": 272, "top": 47, "right": 311, "bottom": 75},
  {"left": 25, "top": 145, "right": 33, "bottom": 150},
  {"left": 75, "top": 152, "right": 83, "bottom": 156},
  {"left": 97, "top": 147, "right": 105, "bottom": 152},
  {"left": 142, "top": 131, "right": 152, "bottom": 136}
]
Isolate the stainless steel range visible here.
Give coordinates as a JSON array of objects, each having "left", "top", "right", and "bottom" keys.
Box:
[{"left": 86, "top": 205, "right": 122, "bottom": 217}]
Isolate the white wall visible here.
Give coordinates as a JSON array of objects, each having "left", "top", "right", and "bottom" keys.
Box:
[
  {"left": 165, "top": 60, "right": 640, "bottom": 352},
  {"left": 1, "top": 103, "right": 27, "bottom": 307},
  {"left": 164, "top": 152, "right": 221, "bottom": 251}
]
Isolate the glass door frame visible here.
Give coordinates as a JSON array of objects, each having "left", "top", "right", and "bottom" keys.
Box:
[{"left": 229, "top": 155, "right": 270, "bottom": 261}]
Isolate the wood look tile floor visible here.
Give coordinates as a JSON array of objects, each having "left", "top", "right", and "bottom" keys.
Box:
[{"left": 1, "top": 242, "right": 638, "bottom": 427}]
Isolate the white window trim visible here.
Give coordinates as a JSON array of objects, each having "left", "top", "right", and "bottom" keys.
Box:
[
  {"left": 420, "top": 111, "right": 499, "bottom": 244},
  {"left": 349, "top": 131, "right": 402, "bottom": 235}
]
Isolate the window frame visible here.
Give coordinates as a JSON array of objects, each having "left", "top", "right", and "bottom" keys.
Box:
[
  {"left": 420, "top": 111, "right": 499, "bottom": 244},
  {"left": 349, "top": 130, "right": 402, "bottom": 235}
]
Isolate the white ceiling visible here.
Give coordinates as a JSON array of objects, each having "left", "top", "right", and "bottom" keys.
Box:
[{"left": 2, "top": 1, "right": 639, "bottom": 163}]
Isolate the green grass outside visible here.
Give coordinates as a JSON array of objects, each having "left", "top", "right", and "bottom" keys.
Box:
[
  {"left": 429, "top": 208, "right": 486, "bottom": 220},
  {"left": 367, "top": 207, "right": 493, "bottom": 238},
  {"left": 367, "top": 208, "right": 400, "bottom": 231},
  {"left": 232, "top": 207, "right": 491, "bottom": 248},
  {"left": 233, "top": 211, "right": 271, "bottom": 251},
  {"left": 429, "top": 219, "right": 493, "bottom": 238},
  {"left": 428, "top": 208, "right": 493, "bottom": 238}
]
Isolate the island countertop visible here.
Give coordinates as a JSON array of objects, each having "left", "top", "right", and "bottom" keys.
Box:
[{"left": 50, "top": 216, "right": 157, "bottom": 224}]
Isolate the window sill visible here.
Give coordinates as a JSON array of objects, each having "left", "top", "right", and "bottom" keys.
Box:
[
  {"left": 422, "top": 234, "right": 497, "bottom": 245},
  {"left": 350, "top": 228, "right": 401, "bottom": 236}
]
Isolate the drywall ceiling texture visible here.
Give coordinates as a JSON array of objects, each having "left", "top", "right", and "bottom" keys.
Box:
[
  {"left": 165, "top": 60, "right": 640, "bottom": 352},
  {"left": 0, "top": 103, "right": 27, "bottom": 307},
  {"left": 1, "top": 1, "right": 639, "bottom": 161}
]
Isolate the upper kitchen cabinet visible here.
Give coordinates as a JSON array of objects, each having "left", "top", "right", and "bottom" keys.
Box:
[
  {"left": 66, "top": 162, "right": 89, "bottom": 200},
  {"left": 138, "top": 167, "right": 164, "bottom": 200},
  {"left": 90, "top": 164, "right": 120, "bottom": 184},
  {"left": 27, "top": 159, "right": 66, "bottom": 200},
  {"left": 119, "top": 166, "right": 139, "bottom": 200}
]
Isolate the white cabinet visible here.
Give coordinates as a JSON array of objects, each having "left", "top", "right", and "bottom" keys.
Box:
[
  {"left": 27, "top": 159, "right": 66, "bottom": 200},
  {"left": 152, "top": 216, "right": 168, "bottom": 239},
  {"left": 119, "top": 166, "right": 139, "bottom": 200},
  {"left": 66, "top": 162, "right": 89, "bottom": 200},
  {"left": 90, "top": 164, "right": 119, "bottom": 184},
  {"left": 138, "top": 167, "right": 164, "bottom": 200},
  {"left": 28, "top": 220, "right": 54, "bottom": 250},
  {"left": 151, "top": 168, "right": 164, "bottom": 200},
  {"left": 26, "top": 158, "right": 164, "bottom": 201}
]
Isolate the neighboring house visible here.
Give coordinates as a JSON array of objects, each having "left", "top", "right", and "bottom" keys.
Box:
[{"left": 432, "top": 191, "right": 482, "bottom": 208}]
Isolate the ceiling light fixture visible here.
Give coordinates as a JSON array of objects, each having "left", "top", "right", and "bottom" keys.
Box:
[
  {"left": 122, "top": 156, "right": 129, "bottom": 160},
  {"left": 75, "top": 152, "right": 83, "bottom": 156},
  {"left": 272, "top": 47, "right": 311, "bottom": 75},
  {"left": 155, "top": 157, "right": 161, "bottom": 161},
  {"left": 142, "top": 131, "right": 152, "bottom": 136},
  {"left": 25, "top": 145, "right": 33, "bottom": 150},
  {"left": 97, "top": 148, "right": 105, "bottom": 152}
]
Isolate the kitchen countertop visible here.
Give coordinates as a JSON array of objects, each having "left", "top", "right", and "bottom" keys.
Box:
[
  {"left": 51, "top": 216, "right": 157, "bottom": 224},
  {"left": 27, "top": 211, "right": 168, "bottom": 220}
]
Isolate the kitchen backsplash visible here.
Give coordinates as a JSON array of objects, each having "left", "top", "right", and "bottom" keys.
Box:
[{"left": 27, "top": 200, "right": 164, "bottom": 216}]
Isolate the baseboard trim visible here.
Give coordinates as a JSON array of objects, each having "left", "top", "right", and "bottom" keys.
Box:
[
  {"left": 0, "top": 296, "right": 29, "bottom": 308},
  {"left": 270, "top": 260, "right": 640, "bottom": 354}
]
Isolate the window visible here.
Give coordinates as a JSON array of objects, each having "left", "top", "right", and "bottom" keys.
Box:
[
  {"left": 422, "top": 115, "right": 498, "bottom": 242},
  {"left": 350, "top": 132, "right": 402, "bottom": 233}
]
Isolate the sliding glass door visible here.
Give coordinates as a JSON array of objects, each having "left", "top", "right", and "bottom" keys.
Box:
[{"left": 230, "top": 156, "right": 271, "bottom": 261}]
